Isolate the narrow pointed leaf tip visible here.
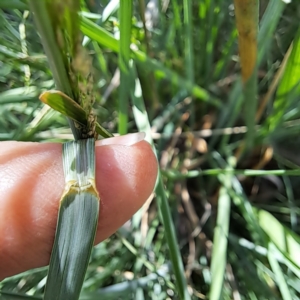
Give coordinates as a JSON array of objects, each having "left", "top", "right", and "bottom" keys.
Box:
[
  {"left": 40, "top": 90, "right": 87, "bottom": 124},
  {"left": 39, "top": 90, "right": 113, "bottom": 138},
  {"left": 44, "top": 139, "right": 99, "bottom": 300}
]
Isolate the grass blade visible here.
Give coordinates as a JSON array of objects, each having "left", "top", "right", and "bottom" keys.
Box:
[
  {"left": 257, "top": 1, "right": 286, "bottom": 66},
  {"left": 214, "top": 1, "right": 285, "bottom": 150},
  {"left": 40, "top": 91, "right": 87, "bottom": 125},
  {"left": 0, "top": 0, "right": 27, "bottom": 10},
  {"left": 39, "top": 90, "right": 113, "bottom": 138},
  {"left": 209, "top": 164, "right": 232, "bottom": 299},
  {"left": 183, "top": 0, "right": 194, "bottom": 83},
  {"left": 44, "top": 139, "right": 99, "bottom": 300},
  {"left": 28, "top": 0, "right": 83, "bottom": 140},
  {"left": 28, "top": 1, "right": 73, "bottom": 97},
  {"left": 268, "top": 28, "right": 300, "bottom": 132},
  {"left": 234, "top": 0, "right": 258, "bottom": 83},
  {"left": 129, "top": 63, "right": 191, "bottom": 299},
  {"left": 257, "top": 209, "right": 300, "bottom": 269},
  {"left": 163, "top": 168, "right": 300, "bottom": 178},
  {"left": 234, "top": 0, "right": 258, "bottom": 149},
  {"left": 268, "top": 243, "right": 293, "bottom": 300},
  {"left": 0, "top": 291, "right": 41, "bottom": 299},
  {"left": 118, "top": 0, "right": 132, "bottom": 134},
  {"left": 155, "top": 175, "right": 192, "bottom": 300},
  {"left": 0, "top": 86, "right": 40, "bottom": 104},
  {"left": 79, "top": 17, "right": 219, "bottom": 106}
]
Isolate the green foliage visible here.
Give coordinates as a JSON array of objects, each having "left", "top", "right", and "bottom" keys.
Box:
[{"left": 1, "top": 0, "right": 300, "bottom": 299}]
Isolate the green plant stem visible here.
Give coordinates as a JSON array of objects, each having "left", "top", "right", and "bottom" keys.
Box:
[
  {"left": 118, "top": 0, "right": 132, "bottom": 134},
  {"left": 129, "top": 63, "right": 191, "bottom": 300},
  {"left": 163, "top": 168, "right": 300, "bottom": 179},
  {"left": 155, "top": 174, "right": 191, "bottom": 300},
  {"left": 28, "top": 0, "right": 82, "bottom": 140}
]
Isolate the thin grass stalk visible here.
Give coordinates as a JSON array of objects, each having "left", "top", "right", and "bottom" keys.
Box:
[
  {"left": 170, "top": 0, "right": 181, "bottom": 29},
  {"left": 137, "top": 0, "right": 159, "bottom": 109},
  {"left": 214, "top": 1, "right": 286, "bottom": 157},
  {"left": 129, "top": 63, "right": 191, "bottom": 300},
  {"left": 267, "top": 28, "right": 300, "bottom": 133},
  {"left": 256, "top": 44, "right": 292, "bottom": 122},
  {"left": 82, "top": 0, "right": 119, "bottom": 47},
  {"left": 28, "top": 0, "right": 82, "bottom": 140},
  {"left": 155, "top": 175, "right": 192, "bottom": 300},
  {"left": 257, "top": 1, "right": 286, "bottom": 66},
  {"left": 28, "top": 1, "right": 72, "bottom": 94},
  {"left": 204, "top": 0, "right": 222, "bottom": 84},
  {"left": 234, "top": 0, "right": 258, "bottom": 83},
  {"left": 214, "top": 1, "right": 284, "bottom": 152},
  {"left": 209, "top": 163, "right": 232, "bottom": 300},
  {"left": 213, "top": 26, "right": 237, "bottom": 81},
  {"left": 268, "top": 243, "right": 293, "bottom": 300},
  {"left": 183, "top": 0, "right": 195, "bottom": 126},
  {"left": 136, "top": 0, "right": 150, "bottom": 55},
  {"left": 163, "top": 168, "right": 300, "bottom": 178},
  {"left": 183, "top": 0, "right": 194, "bottom": 83},
  {"left": 118, "top": 0, "right": 132, "bottom": 135},
  {"left": 280, "top": 171, "right": 297, "bottom": 231}
]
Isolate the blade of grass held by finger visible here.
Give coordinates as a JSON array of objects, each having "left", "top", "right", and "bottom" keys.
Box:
[{"left": 44, "top": 138, "right": 99, "bottom": 300}]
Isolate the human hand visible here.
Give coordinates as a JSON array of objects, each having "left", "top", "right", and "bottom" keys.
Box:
[{"left": 0, "top": 133, "right": 157, "bottom": 280}]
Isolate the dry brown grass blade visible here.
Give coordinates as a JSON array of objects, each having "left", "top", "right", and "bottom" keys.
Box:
[
  {"left": 234, "top": 0, "right": 259, "bottom": 158},
  {"left": 234, "top": 0, "right": 258, "bottom": 83}
]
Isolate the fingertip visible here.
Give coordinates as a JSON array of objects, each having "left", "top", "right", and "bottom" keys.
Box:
[
  {"left": 0, "top": 139, "right": 158, "bottom": 278},
  {"left": 94, "top": 140, "right": 158, "bottom": 242}
]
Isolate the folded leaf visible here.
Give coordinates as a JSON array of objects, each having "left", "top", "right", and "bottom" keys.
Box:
[
  {"left": 44, "top": 138, "right": 99, "bottom": 300},
  {"left": 40, "top": 90, "right": 113, "bottom": 138}
]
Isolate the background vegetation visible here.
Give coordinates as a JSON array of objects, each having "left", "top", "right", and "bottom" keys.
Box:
[{"left": 1, "top": 0, "right": 300, "bottom": 299}]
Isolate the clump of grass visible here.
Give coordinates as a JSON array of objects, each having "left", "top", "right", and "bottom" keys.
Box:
[{"left": 1, "top": 1, "right": 300, "bottom": 299}]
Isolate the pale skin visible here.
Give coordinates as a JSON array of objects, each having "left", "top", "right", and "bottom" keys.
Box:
[{"left": 0, "top": 133, "right": 158, "bottom": 280}]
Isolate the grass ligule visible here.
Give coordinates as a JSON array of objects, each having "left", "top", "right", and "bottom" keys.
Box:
[{"left": 44, "top": 138, "right": 99, "bottom": 300}]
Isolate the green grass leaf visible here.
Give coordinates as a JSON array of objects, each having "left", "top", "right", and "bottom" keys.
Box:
[
  {"left": 268, "top": 243, "right": 293, "bottom": 300},
  {"left": 44, "top": 139, "right": 99, "bottom": 300},
  {"left": 79, "top": 17, "right": 218, "bottom": 106},
  {"left": 129, "top": 63, "right": 191, "bottom": 300},
  {"left": 268, "top": 28, "right": 300, "bottom": 132},
  {"left": 209, "top": 159, "right": 233, "bottom": 300},
  {"left": 40, "top": 90, "right": 113, "bottom": 138},
  {"left": 258, "top": 209, "right": 300, "bottom": 270},
  {"left": 118, "top": 0, "right": 132, "bottom": 135}
]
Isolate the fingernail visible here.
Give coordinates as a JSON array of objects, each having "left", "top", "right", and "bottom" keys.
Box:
[{"left": 96, "top": 132, "right": 146, "bottom": 146}]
